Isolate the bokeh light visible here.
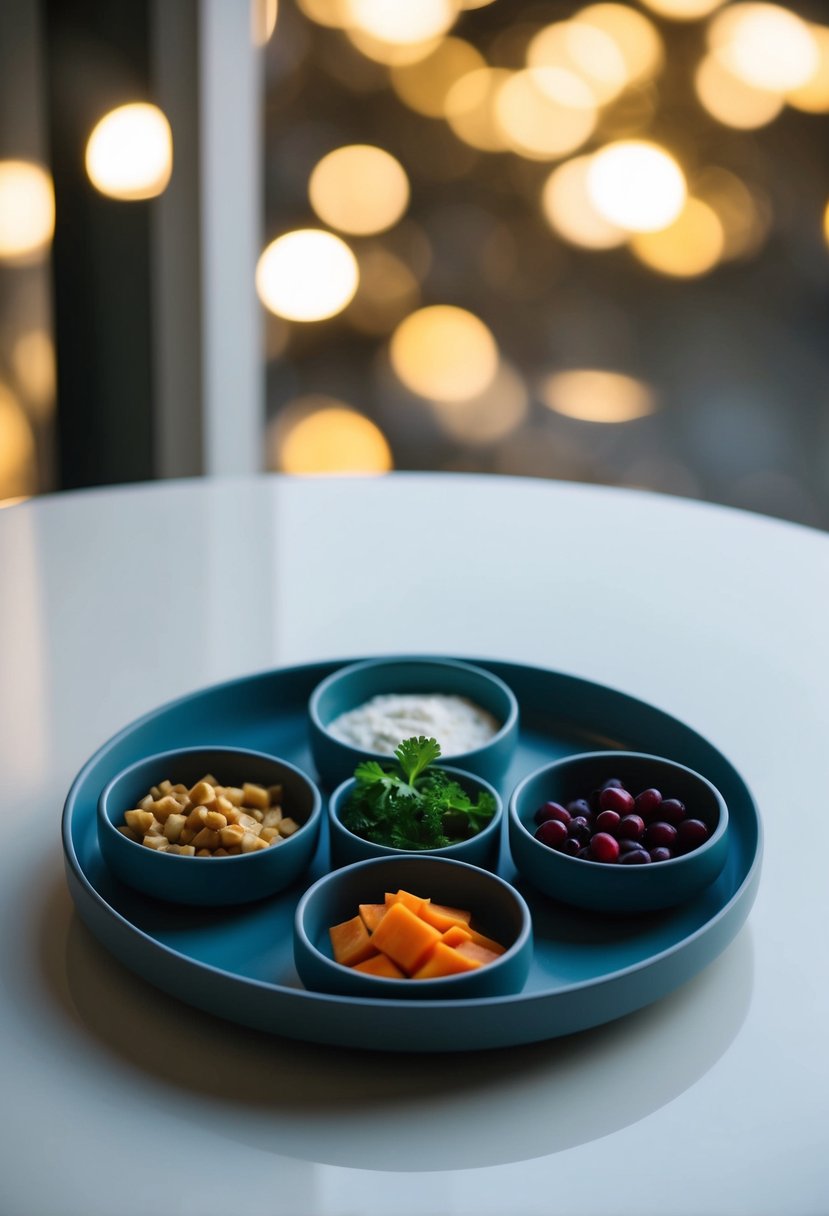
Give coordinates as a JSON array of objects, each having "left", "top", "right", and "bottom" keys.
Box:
[
  {"left": 12, "top": 331, "right": 56, "bottom": 420},
  {"left": 786, "top": 24, "right": 829, "bottom": 113},
  {"left": 444, "top": 67, "right": 512, "bottom": 151},
  {"left": 575, "top": 4, "right": 664, "bottom": 86},
  {"left": 587, "top": 141, "right": 686, "bottom": 233},
  {"left": 256, "top": 229, "right": 358, "bottom": 321},
  {"left": 0, "top": 161, "right": 54, "bottom": 262},
  {"left": 430, "top": 360, "right": 528, "bottom": 445},
  {"left": 269, "top": 395, "right": 393, "bottom": 474},
  {"left": 347, "top": 245, "right": 420, "bottom": 335},
  {"left": 541, "top": 155, "right": 627, "bottom": 249},
  {"left": 695, "top": 53, "right": 783, "bottom": 129},
  {"left": 694, "top": 166, "right": 771, "bottom": 260},
  {"left": 389, "top": 305, "right": 498, "bottom": 402},
  {"left": 639, "top": 0, "right": 724, "bottom": 19},
  {"left": 252, "top": 0, "right": 278, "bottom": 45},
  {"left": 540, "top": 369, "right": 656, "bottom": 423},
  {"left": 85, "top": 103, "right": 173, "bottom": 201},
  {"left": 390, "top": 37, "right": 485, "bottom": 117},
  {"left": 527, "top": 21, "right": 627, "bottom": 105},
  {"left": 295, "top": 0, "right": 349, "bottom": 26},
  {"left": 344, "top": 0, "right": 457, "bottom": 46},
  {"left": 345, "top": 27, "right": 443, "bottom": 65},
  {"left": 0, "top": 384, "right": 36, "bottom": 497},
  {"left": 708, "top": 4, "right": 819, "bottom": 93},
  {"left": 495, "top": 68, "right": 596, "bottom": 161},
  {"left": 823, "top": 200, "right": 829, "bottom": 248},
  {"left": 630, "top": 197, "right": 725, "bottom": 277},
  {"left": 308, "top": 145, "right": 409, "bottom": 235}
]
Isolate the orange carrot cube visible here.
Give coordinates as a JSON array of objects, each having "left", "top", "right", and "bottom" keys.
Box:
[
  {"left": 454, "top": 939, "right": 501, "bottom": 967},
  {"left": 358, "top": 903, "right": 387, "bottom": 934},
  {"left": 384, "top": 888, "right": 430, "bottom": 917},
  {"left": 329, "top": 915, "right": 378, "bottom": 967},
  {"left": 419, "top": 901, "right": 473, "bottom": 933},
  {"left": 413, "top": 941, "right": 482, "bottom": 979},
  {"left": 465, "top": 927, "right": 506, "bottom": 955},
  {"left": 370, "top": 901, "right": 441, "bottom": 973},
  {"left": 441, "top": 924, "right": 474, "bottom": 948}
]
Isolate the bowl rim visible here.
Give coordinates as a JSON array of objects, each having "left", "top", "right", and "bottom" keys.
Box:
[
  {"left": 97, "top": 744, "right": 323, "bottom": 865},
  {"left": 327, "top": 763, "right": 504, "bottom": 858},
  {"left": 307, "top": 655, "right": 520, "bottom": 765},
  {"left": 508, "top": 749, "right": 729, "bottom": 876},
  {"left": 294, "top": 853, "right": 533, "bottom": 994}
]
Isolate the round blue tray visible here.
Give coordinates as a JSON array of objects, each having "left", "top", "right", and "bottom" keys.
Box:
[{"left": 61, "top": 658, "right": 762, "bottom": 1053}]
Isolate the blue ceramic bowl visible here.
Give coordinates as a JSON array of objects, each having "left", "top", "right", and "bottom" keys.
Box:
[
  {"left": 509, "top": 751, "right": 729, "bottom": 913},
  {"left": 308, "top": 656, "right": 519, "bottom": 788},
  {"left": 327, "top": 765, "right": 503, "bottom": 869},
  {"left": 97, "top": 746, "right": 322, "bottom": 906},
  {"left": 294, "top": 854, "right": 533, "bottom": 1001}
]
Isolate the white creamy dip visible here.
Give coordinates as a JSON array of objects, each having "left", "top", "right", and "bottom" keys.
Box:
[{"left": 328, "top": 694, "right": 499, "bottom": 756}]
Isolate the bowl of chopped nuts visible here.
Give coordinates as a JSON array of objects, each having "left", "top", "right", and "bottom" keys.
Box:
[{"left": 97, "top": 746, "right": 323, "bottom": 905}]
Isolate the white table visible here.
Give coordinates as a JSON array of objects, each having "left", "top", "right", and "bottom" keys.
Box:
[{"left": 1, "top": 473, "right": 827, "bottom": 1216}]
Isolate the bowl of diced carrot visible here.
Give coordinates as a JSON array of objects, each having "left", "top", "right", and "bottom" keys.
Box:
[{"left": 293, "top": 854, "right": 533, "bottom": 1000}]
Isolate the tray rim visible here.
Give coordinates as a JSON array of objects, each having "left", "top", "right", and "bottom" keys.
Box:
[{"left": 61, "top": 655, "right": 763, "bottom": 1028}]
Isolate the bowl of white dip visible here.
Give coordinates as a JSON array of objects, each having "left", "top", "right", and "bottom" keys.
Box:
[{"left": 308, "top": 657, "right": 519, "bottom": 788}]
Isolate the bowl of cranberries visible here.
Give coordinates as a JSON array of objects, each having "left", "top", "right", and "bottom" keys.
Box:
[{"left": 508, "top": 751, "right": 729, "bottom": 913}]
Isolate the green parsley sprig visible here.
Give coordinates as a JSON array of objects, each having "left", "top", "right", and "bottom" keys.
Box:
[{"left": 341, "top": 736, "right": 496, "bottom": 851}]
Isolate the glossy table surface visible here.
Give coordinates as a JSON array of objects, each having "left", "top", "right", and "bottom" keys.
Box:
[{"left": 1, "top": 473, "right": 827, "bottom": 1216}]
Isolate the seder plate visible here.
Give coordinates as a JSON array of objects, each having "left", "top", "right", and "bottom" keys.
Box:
[{"left": 61, "top": 657, "right": 762, "bottom": 1053}]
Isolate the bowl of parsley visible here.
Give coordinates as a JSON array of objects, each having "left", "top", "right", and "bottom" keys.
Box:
[{"left": 327, "top": 736, "right": 503, "bottom": 869}]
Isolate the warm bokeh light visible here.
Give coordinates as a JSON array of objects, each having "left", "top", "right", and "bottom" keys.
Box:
[
  {"left": 695, "top": 53, "right": 783, "bottom": 128},
  {"left": 256, "top": 229, "right": 359, "bottom": 321},
  {"left": 541, "top": 369, "right": 656, "bottom": 423},
  {"left": 295, "top": 0, "right": 349, "bottom": 26},
  {"left": 587, "top": 141, "right": 686, "bottom": 233},
  {"left": 444, "top": 67, "right": 513, "bottom": 151},
  {"left": 271, "top": 395, "right": 393, "bottom": 475},
  {"left": 495, "top": 68, "right": 596, "bottom": 161},
  {"left": 309, "top": 145, "right": 409, "bottom": 235},
  {"left": 694, "top": 166, "right": 770, "bottom": 261},
  {"left": 575, "top": 4, "right": 664, "bottom": 86},
  {"left": 639, "top": 0, "right": 724, "bottom": 19},
  {"left": 390, "top": 37, "right": 485, "bottom": 117},
  {"left": 824, "top": 200, "right": 829, "bottom": 249},
  {"left": 390, "top": 305, "right": 499, "bottom": 402},
  {"left": 430, "top": 360, "right": 528, "bottom": 445},
  {"left": 787, "top": 25, "right": 829, "bottom": 113},
  {"left": 0, "top": 384, "right": 36, "bottom": 497},
  {"left": 527, "top": 21, "right": 628, "bottom": 105},
  {"left": 345, "top": 27, "right": 443, "bottom": 65},
  {"left": 344, "top": 0, "right": 457, "bottom": 46},
  {"left": 347, "top": 245, "right": 420, "bottom": 335},
  {"left": 12, "top": 331, "right": 56, "bottom": 420},
  {"left": 631, "top": 197, "right": 725, "bottom": 277},
  {"left": 708, "top": 4, "right": 819, "bottom": 93},
  {"left": 0, "top": 161, "right": 54, "bottom": 262},
  {"left": 541, "top": 155, "right": 627, "bottom": 249},
  {"left": 252, "top": 0, "right": 278, "bottom": 45},
  {"left": 85, "top": 103, "right": 173, "bottom": 201}
]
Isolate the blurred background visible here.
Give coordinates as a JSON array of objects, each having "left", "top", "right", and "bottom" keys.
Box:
[{"left": 1, "top": 0, "right": 828, "bottom": 527}]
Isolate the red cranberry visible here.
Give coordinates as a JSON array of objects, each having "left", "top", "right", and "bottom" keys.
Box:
[
  {"left": 634, "top": 788, "right": 663, "bottom": 819},
  {"left": 599, "top": 787, "right": 635, "bottom": 815},
  {"left": 560, "top": 836, "right": 582, "bottom": 857},
  {"left": 568, "top": 816, "right": 592, "bottom": 843},
  {"left": 660, "top": 798, "right": 687, "bottom": 825},
  {"left": 620, "top": 848, "right": 651, "bottom": 864},
  {"left": 649, "top": 846, "right": 673, "bottom": 862},
  {"left": 617, "top": 814, "right": 645, "bottom": 840},
  {"left": 591, "top": 832, "right": 620, "bottom": 863},
  {"left": 618, "top": 838, "right": 645, "bottom": 854},
  {"left": 534, "top": 801, "right": 571, "bottom": 827},
  {"left": 676, "top": 818, "right": 710, "bottom": 852},
  {"left": 644, "top": 821, "right": 678, "bottom": 849},
  {"left": 595, "top": 809, "right": 621, "bottom": 835},
  {"left": 535, "top": 819, "right": 568, "bottom": 849}
]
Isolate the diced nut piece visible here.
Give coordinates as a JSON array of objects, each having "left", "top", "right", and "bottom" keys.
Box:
[
  {"left": 185, "top": 806, "right": 211, "bottom": 829},
  {"left": 171, "top": 783, "right": 188, "bottom": 794},
  {"left": 124, "top": 808, "right": 155, "bottom": 835},
  {"left": 177, "top": 844, "right": 196, "bottom": 856},
  {"left": 196, "top": 848, "right": 212, "bottom": 857},
  {"left": 262, "top": 807, "right": 283, "bottom": 828},
  {"left": 152, "top": 795, "right": 181, "bottom": 821},
  {"left": 242, "top": 783, "right": 269, "bottom": 811},
  {"left": 267, "top": 784, "right": 283, "bottom": 805},
  {"left": 149, "top": 785, "right": 161, "bottom": 799},
  {"left": 142, "top": 835, "right": 168, "bottom": 851},
  {"left": 238, "top": 812, "right": 260, "bottom": 832},
  {"left": 163, "top": 813, "right": 187, "bottom": 843},
  {"left": 158, "top": 780, "right": 173, "bottom": 795},
  {"left": 251, "top": 808, "right": 265, "bottom": 823},
  {"left": 259, "top": 826, "right": 281, "bottom": 844},
  {"left": 225, "top": 787, "right": 243, "bottom": 806},
  {"left": 215, "top": 794, "right": 233, "bottom": 816},
  {"left": 188, "top": 780, "right": 217, "bottom": 808},
  {"left": 178, "top": 825, "right": 196, "bottom": 845},
  {"left": 213, "top": 848, "right": 229, "bottom": 857},
  {"left": 191, "top": 827, "right": 221, "bottom": 850},
  {"left": 198, "top": 773, "right": 218, "bottom": 786},
  {"left": 241, "top": 831, "right": 268, "bottom": 853},
  {"left": 226, "top": 845, "right": 242, "bottom": 855},
  {"left": 172, "top": 791, "right": 191, "bottom": 807},
  {"left": 219, "top": 824, "right": 245, "bottom": 848},
  {"left": 203, "top": 810, "right": 227, "bottom": 831},
  {"left": 117, "top": 825, "right": 139, "bottom": 841},
  {"left": 277, "top": 817, "right": 300, "bottom": 838},
  {"left": 138, "top": 794, "right": 154, "bottom": 811}
]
